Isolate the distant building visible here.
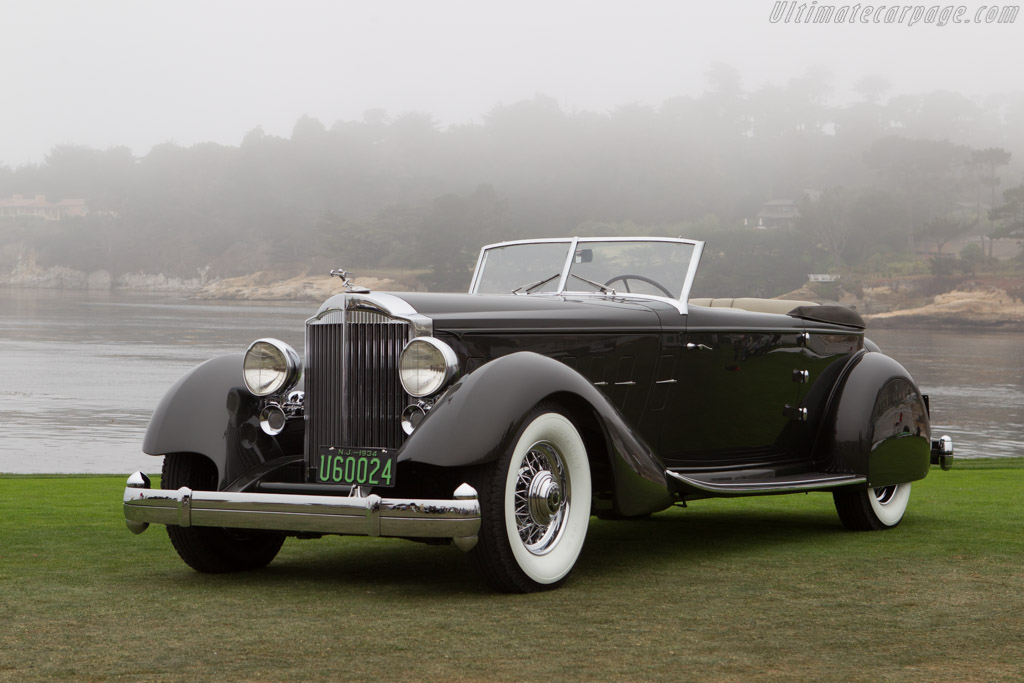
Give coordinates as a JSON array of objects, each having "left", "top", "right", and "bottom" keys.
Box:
[
  {"left": 0, "top": 194, "right": 89, "bottom": 221},
  {"left": 756, "top": 189, "right": 821, "bottom": 229}
]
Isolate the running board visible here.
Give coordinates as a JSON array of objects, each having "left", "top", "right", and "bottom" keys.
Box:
[{"left": 666, "top": 470, "right": 866, "bottom": 496}]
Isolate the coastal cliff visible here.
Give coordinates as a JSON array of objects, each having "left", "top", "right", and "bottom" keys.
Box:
[
  {"left": 779, "top": 278, "right": 1024, "bottom": 330},
  {"left": 864, "top": 288, "right": 1024, "bottom": 330}
]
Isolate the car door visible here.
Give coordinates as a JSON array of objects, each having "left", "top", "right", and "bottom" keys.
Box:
[{"left": 643, "top": 307, "right": 809, "bottom": 469}]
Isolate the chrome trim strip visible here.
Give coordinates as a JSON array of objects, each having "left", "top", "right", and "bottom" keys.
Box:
[
  {"left": 477, "top": 236, "right": 701, "bottom": 250},
  {"left": 545, "top": 291, "right": 690, "bottom": 315},
  {"left": 553, "top": 236, "right": 579, "bottom": 294},
  {"left": 123, "top": 474, "right": 481, "bottom": 548},
  {"left": 666, "top": 470, "right": 866, "bottom": 495},
  {"left": 679, "top": 240, "right": 704, "bottom": 316},
  {"left": 468, "top": 244, "right": 489, "bottom": 293},
  {"left": 310, "top": 292, "right": 432, "bottom": 338}
]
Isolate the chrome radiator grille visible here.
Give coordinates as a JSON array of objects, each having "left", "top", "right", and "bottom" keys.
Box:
[{"left": 305, "top": 308, "right": 410, "bottom": 476}]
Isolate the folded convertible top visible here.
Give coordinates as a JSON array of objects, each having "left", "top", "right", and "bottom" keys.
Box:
[{"left": 788, "top": 304, "right": 865, "bottom": 329}]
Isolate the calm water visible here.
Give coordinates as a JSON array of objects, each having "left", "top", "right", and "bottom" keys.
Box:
[{"left": 0, "top": 289, "right": 1019, "bottom": 474}]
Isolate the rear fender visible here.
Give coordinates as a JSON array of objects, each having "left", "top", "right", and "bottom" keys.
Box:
[
  {"left": 142, "top": 354, "right": 300, "bottom": 489},
  {"left": 816, "top": 352, "right": 931, "bottom": 487},
  {"left": 399, "top": 351, "right": 673, "bottom": 516}
]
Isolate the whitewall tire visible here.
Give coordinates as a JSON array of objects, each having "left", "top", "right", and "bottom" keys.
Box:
[
  {"left": 834, "top": 483, "right": 912, "bottom": 531},
  {"left": 867, "top": 483, "right": 912, "bottom": 527},
  {"left": 471, "top": 405, "right": 592, "bottom": 592}
]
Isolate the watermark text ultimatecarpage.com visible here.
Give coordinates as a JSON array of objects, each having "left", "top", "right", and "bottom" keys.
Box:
[{"left": 768, "top": 2, "right": 1019, "bottom": 26}]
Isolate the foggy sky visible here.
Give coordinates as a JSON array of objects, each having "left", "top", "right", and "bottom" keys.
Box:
[{"left": 3, "top": 0, "right": 1022, "bottom": 166}]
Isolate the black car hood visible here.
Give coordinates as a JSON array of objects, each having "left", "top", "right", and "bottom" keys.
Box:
[{"left": 344, "top": 291, "right": 668, "bottom": 332}]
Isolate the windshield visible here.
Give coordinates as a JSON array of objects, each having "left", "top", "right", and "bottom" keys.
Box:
[
  {"left": 473, "top": 241, "right": 571, "bottom": 294},
  {"left": 565, "top": 241, "right": 695, "bottom": 298},
  {"left": 471, "top": 237, "right": 701, "bottom": 302}
]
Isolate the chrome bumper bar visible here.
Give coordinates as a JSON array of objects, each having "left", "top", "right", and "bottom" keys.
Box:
[
  {"left": 931, "top": 434, "right": 954, "bottom": 471},
  {"left": 122, "top": 472, "right": 481, "bottom": 552}
]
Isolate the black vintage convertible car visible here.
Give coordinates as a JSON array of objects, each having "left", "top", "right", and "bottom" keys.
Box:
[{"left": 124, "top": 237, "right": 953, "bottom": 592}]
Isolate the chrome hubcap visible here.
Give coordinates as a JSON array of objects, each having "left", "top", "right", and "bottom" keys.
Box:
[
  {"left": 528, "top": 471, "right": 562, "bottom": 525},
  {"left": 514, "top": 442, "right": 569, "bottom": 555}
]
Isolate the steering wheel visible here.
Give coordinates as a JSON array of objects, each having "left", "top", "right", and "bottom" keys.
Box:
[{"left": 604, "top": 274, "right": 674, "bottom": 298}]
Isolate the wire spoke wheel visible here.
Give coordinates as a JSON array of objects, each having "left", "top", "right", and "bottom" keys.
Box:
[
  {"left": 513, "top": 442, "right": 570, "bottom": 554},
  {"left": 471, "top": 405, "right": 591, "bottom": 592}
]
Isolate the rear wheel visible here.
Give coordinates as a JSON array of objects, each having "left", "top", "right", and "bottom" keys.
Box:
[
  {"left": 471, "top": 405, "right": 592, "bottom": 592},
  {"left": 162, "top": 453, "right": 285, "bottom": 572},
  {"left": 833, "top": 483, "right": 912, "bottom": 531}
]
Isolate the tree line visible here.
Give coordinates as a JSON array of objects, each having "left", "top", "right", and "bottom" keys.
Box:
[{"left": 1, "top": 65, "right": 1023, "bottom": 294}]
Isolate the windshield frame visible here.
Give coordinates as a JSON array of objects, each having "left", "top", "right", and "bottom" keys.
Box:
[{"left": 469, "top": 236, "right": 705, "bottom": 314}]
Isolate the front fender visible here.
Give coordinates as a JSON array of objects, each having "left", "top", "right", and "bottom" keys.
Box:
[
  {"left": 818, "top": 352, "right": 931, "bottom": 487},
  {"left": 143, "top": 354, "right": 300, "bottom": 488},
  {"left": 399, "top": 351, "right": 673, "bottom": 516}
]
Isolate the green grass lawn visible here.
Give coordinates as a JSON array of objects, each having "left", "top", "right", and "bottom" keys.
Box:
[{"left": 2, "top": 462, "right": 1022, "bottom": 681}]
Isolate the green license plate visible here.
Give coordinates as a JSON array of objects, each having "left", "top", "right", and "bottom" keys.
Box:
[{"left": 317, "top": 446, "right": 396, "bottom": 487}]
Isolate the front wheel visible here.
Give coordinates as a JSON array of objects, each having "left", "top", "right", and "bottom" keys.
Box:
[
  {"left": 162, "top": 453, "right": 285, "bottom": 572},
  {"left": 833, "top": 483, "right": 912, "bottom": 531},
  {"left": 470, "top": 405, "right": 592, "bottom": 592}
]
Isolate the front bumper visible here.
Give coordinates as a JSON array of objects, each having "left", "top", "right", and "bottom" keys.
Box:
[
  {"left": 931, "top": 435, "right": 954, "bottom": 471},
  {"left": 122, "top": 472, "right": 481, "bottom": 551}
]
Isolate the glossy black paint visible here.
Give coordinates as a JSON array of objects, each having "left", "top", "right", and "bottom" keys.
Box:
[
  {"left": 445, "top": 329, "right": 661, "bottom": 430},
  {"left": 143, "top": 287, "right": 935, "bottom": 512},
  {"left": 399, "top": 351, "right": 674, "bottom": 517},
  {"left": 815, "top": 351, "right": 932, "bottom": 487},
  {"left": 142, "top": 354, "right": 302, "bottom": 489},
  {"left": 396, "top": 291, "right": 666, "bottom": 332},
  {"left": 643, "top": 304, "right": 863, "bottom": 476}
]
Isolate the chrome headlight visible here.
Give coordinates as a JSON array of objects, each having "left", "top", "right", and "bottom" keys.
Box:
[
  {"left": 399, "top": 337, "right": 458, "bottom": 398},
  {"left": 243, "top": 338, "right": 301, "bottom": 397}
]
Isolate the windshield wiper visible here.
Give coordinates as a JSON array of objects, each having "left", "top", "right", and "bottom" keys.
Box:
[
  {"left": 570, "top": 273, "right": 614, "bottom": 294},
  {"left": 512, "top": 273, "right": 561, "bottom": 294}
]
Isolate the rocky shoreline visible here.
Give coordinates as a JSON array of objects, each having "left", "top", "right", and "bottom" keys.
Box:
[
  {"left": 192, "top": 272, "right": 401, "bottom": 300},
  {"left": 863, "top": 288, "right": 1024, "bottom": 331},
  {"left": 0, "top": 248, "right": 207, "bottom": 292},
  {"left": 778, "top": 281, "right": 1024, "bottom": 331},
  {"left": 4, "top": 254, "right": 1023, "bottom": 329},
  {"left": 0, "top": 248, "right": 399, "bottom": 300}
]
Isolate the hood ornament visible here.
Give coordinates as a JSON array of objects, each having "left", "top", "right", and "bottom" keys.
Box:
[{"left": 330, "top": 268, "right": 370, "bottom": 293}]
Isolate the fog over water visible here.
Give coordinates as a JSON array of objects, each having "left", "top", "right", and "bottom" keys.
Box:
[{"left": 2, "top": 0, "right": 1022, "bottom": 164}]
